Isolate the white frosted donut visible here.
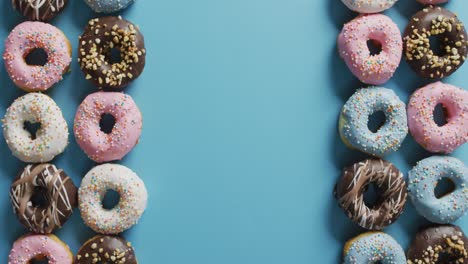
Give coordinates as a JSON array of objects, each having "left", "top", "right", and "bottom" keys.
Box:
[
  {"left": 78, "top": 164, "right": 147, "bottom": 234},
  {"left": 341, "top": 0, "right": 398, "bottom": 13},
  {"left": 3, "top": 93, "right": 68, "bottom": 163}
]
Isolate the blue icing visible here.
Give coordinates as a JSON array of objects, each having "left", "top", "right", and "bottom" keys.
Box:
[
  {"left": 339, "top": 87, "right": 408, "bottom": 157},
  {"left": 408, "top": 156, "right": 468, "bottom": 224},
  {"left": 84, "top": 0, "right": 134, "bottom": 13},
  {"left": 343, "top": 232, "right": 406, "bottom": 264}
]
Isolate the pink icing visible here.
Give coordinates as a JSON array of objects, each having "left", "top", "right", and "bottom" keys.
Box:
[
  {"left": 407, "top": 82, "right": 468, "bottom": 154},
  {"left": 8, "top": 234, "right": 72, "bottom": 264},
  {"left": 74, "top": 92, "right": 143, "bottom": 163},
  {"left": 3, "top": 21, "right": 71, "bottom": 91},
  {"left": 338, "top": 14, "right": 402, "bottom": 85}
]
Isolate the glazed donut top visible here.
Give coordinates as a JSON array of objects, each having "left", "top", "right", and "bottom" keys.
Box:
[
  {"left": 78, "top": 16, "right": 146, "bottom": 89},
  {"left": 12, "top": 0, "right": 68, "bottom": 21},
  {"left": 335, "top": 159, "right": 407, "bottom": 230},
  {"left": 8, "top": 234, "right": 73, "bottom": 264},
  {"left": 407, "top": 225, "right": 468, "bottom": 263},
  {"left": 76, "top": 235, "right": 137, "bottom": 264},
  {"left": 3, "top": 21, "right": 72, "bottom": 92},
  {"left": 343, "top": 232, "right": 406, "bottom": 263},
  {"left": 3, "top": 93, "right": 69, "bottom": 163},
  {"left": 404, "top": 6, "right": 468, "bottom": 79},
  {"left": 341, "top": 0, "right": 398, "bottom": 14},
  {"left": 10, "top": 164, "right": 77, "bottom": 234}
]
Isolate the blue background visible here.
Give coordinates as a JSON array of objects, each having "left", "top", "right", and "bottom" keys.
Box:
[{"left": 0, "top": 0, "right": 467, "bottom": 263}]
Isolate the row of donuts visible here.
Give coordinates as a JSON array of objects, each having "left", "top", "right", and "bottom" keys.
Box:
[
  {"left": 335, "top": 1, "right": 468, "bottom": 263},
  {"left": 334, "top": 156, "right": 468, "bottom": 263},
  {"left": 343, "top": 225, "right": 468, "bottom": 263},
  {"left": 335, "top": 156, "right": 468, "bottom": 231},
  {"left": 3, "top": 2, "right": 148, "bottom": 264},
  {"left": 339, "top": 5, "right": 468, "bottom": 85},
  {"left": 338, "top": 82, "right": 467, "bottom": 157},
  {"left": 12, "top": 0, "right": 136, "bottom": 22},
  {"left": 8, "top": 163, "right": 145, "bottom": 263},
  {"left": 4, "top": 15, "right": 146, "bottom": 93}
]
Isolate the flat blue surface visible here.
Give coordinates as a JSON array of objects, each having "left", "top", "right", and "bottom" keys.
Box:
[{"left": 0, "top": 0, "right": 467, "bottom": 263}]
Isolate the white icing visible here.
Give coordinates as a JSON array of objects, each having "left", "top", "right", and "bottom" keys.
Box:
[
  {"left": 3, "top": 93, "right": 69, "bottom": 163},
  {"left": 341, "top": 0, "right": 398, "bottom": 13},
  {"left": 78, "top": 163, "right": 148, "bottom": 234}
]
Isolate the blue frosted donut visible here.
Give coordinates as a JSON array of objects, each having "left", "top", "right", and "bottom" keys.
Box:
[
  {"left": 83, "top": 0, "right": 134, "bottom": 13},
  {"left": 408, "top": 156, "right": 468, "bottom": 224},
  {"left": 339, "top": 87, "right": 408, "bottom": 157},
  {"left": 343, "top": 232, "right": 406, "bottom": 263}
]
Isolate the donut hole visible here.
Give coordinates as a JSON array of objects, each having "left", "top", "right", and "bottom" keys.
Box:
[
  {"left": 25, "top": 48, "right": 48, "bottom": 66},
  {"left": 30, "top": 256, "right": 49, "bottom": 264},
  {"left": 363, "top": 183, "right": 381, "bottom": 208},
  {"left": 435, "top": 251, "right": 462, "bottom": 263},
  {"left": 108, "top": 47, "right": 123, "bottom": 64},
  {"left": 30, "top": 186, "right": 49, "bottom": 208},
  {"left": 99, "top": 114, "right": 116, "bottom": 134},
  {"left": 23, "top": 121, "right": 41, "bottom": 140},
  {"left": 367, "top": 39, "right": 382, "bottom": 56},
  {"left": 429, "top": 35, "right": 446, "bottom": 56},
  {"left": 433, "top": 103, "right": 449, "bottom": 127},
  {"left": 367, "top": 111, "right": 386, "bottom": 133},
  {"left": 434, "top": 177, "right": 456, "bottom": 199},
  {"left": 102, "top": 189, "right": 120, "bottom": 210}
]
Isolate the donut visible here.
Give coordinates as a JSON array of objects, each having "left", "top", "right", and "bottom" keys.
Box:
[
  {"left": 79, "top": 164, "right": 147, "bottom": 234},
  {"left": 403, "top": 6, "right": 468, "bottom": 79},
  {"left": 74, "top": 92, "right": 142, "bottom": 163},
  {"left": 341, "top": 0, "right": 399, "bottom": 13},
  {"left": 3, "top": 93, "right": 69, "bottom": 163},
  {"left": 407, "top": 82, "right": 468, "bottom": 153},
  {"left": 8, "top": 234, "right": 73, "bottom": 263},
  {"left": 339, "top": 87, "right": 408, "bottom": 157},
  {"left": 417, "top": 0, "right": 448, "bottom": 4},
  {"left": 78, "top": 16, "right": 146, "bottom": 89},
  {"left": 343, "top": 232, "right": 406, "bottom": 263},
  {"left": 408, "top": 156, "right": 468, "bottom": 224},
  {"left": 10, "top": 164, "right": 77, "bottom": 234},
  {"left": 407, "top": 225, "right": 468, "bottom": 263},
  {"left": 76, "top": 235, "right": 137, "bottom": 264},
  {"left": 12, "top": 0, "right": 69, "bottom": 21},
  {"left": 84, "top": 0, "right": 134, "bottom": 13},
  {"left": 338, "top": 14, "right": 402, "bottom": 85},
  {"left": 335, "top": 159, "right": 407, "bottom": 230},
  {"left": 3, "top": 21, "right": 72, "bottom": 92}
]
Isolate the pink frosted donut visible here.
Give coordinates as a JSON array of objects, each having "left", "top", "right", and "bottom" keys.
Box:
[
  {"left": 74, "top": 92, "right": 142, "bottom": 163},
  {"left": 408, "top": 82, "right": 468, "bottom": 153},
  {"left": 3, "top": 21, "right": 71, "bottom": 92},
  {"left": 416, "top": 0, "right": 448, "bottom": 4},
  {"left": 338, "top": 14, "right": 402, "bottom": 85},
  {"left": 8, "top": 234, "right": 73, "bottom": 264}
]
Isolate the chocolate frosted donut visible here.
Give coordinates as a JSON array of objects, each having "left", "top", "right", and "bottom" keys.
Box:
[
  {"left": 407, "top": 225, "right": 468, "bottom": 264},
  {"left": 9, "top": 164, "right": 78, "bottom": 234},
  {"left": 76, "top": 235, "right": 137, "bottom": 264},
  {"left": 12, "top": 0, "right": 69, "bottom": 22},
  {"left": 334, "top": 159, "right": 407, "bottom": 230},
  {"left": 404, "top": 6, "right": 468, "bottom": 79},
  {"left": 78, "top": 16, "right": 146, "bottom": 89}
]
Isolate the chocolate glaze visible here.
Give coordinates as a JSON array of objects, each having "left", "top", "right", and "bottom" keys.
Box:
[
  {"left": 9, "top": 164, "right": 77, "bottom": 234},
  {"left": 334, "top": 159, "right": 407, "bottom": 230},
  {"left": 403, "top": 6, "right": 468, "bottom": 79},
  {"left": 78, "top": 16, "right": 146, "bottom": 89},
  {"left": 12, "top": 0, "right": 69, "bottom": 22},
  {"left": 407, "top": 225, "right": 468, "bottom": 264},
  {"left": 76, "top": 235, "right": 137, "bottom": 264}
]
